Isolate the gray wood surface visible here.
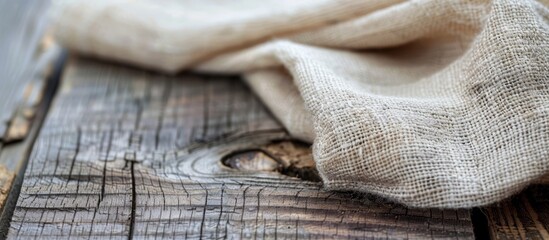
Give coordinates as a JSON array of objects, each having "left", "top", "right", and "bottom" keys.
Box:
[
  {"left": 7, "top": 58, "right": 475, "bottom": 239},
  {"left": 0, "top": 0, "right": 52, "bottom": 143},
  {"left": 0, "top": 0, "right": 58, "bottom": 215}
]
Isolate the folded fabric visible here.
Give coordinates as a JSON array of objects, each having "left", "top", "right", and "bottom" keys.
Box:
[{"left": 50, "top": 0, "right": 549, "bottom": 208}]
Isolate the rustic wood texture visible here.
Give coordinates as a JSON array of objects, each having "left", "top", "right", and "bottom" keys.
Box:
[
  {"left": 0, "top": 0, "right": 60, "bottom": 216},
  {"left": 484, "top": 186, "right": 549, "bottom": 240},
  {"left": 5, "top": 58, "right": 475, "bottom": 239},
  {"left": 0, "top": 165, "right": 15, "bottom": 208}
]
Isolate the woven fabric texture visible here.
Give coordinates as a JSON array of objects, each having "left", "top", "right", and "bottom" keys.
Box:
[{"left": 50, "top": 0, "right": 549, "bottom": 208}]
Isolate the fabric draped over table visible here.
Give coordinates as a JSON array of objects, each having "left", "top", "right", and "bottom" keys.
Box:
[{"left": 49, "top": 0, "right": 549, "bottom": 208}]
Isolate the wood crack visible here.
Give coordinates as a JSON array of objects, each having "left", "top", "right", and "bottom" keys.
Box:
[
  {"left": 198, "top": 184, "right": 208, "bottom": 240},
  {"left": 128, "top": 161, "right": 137, "bottom": 240},
  {"left": 67, "top": 128, "right": 81, "bottom": 181}
]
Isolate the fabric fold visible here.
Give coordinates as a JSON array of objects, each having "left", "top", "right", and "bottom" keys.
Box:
[{"left": 50, "top": 0, "right": 549, "bottom": 208}]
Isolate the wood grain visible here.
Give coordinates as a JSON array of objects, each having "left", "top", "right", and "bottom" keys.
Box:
[
  {"left": 484, "top": 186, "right": 549, "bottom": 240},
  {"left": 7, "top": 58, "right": 475, "bottom": 239}
]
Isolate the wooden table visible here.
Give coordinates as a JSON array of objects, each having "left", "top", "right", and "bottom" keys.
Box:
[{"left": 1, "top": 1, "right": 548, "bottom": 239}]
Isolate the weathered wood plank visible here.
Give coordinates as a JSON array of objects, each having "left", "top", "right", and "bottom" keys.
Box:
[
  {"left": 484, "top": 186, "right": 549, "bottom": 240},
  {"left": 0, "top": 78, "right": 60, "bottom": 234},
  {"left": 0, "top": 166, "right": 15, "bottom": 208},
  {"left": 8, "top": 58, "right": 475, "bottom": 239},
  {"left": 0, "top": 0, "right": 59, "bottom": 214},
  {"left": 0, "top": 0, "right": 53, "bottom": 143}
]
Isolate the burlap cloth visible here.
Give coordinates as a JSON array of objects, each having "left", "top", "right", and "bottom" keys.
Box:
[{"left": 50, "top": 0, "right": 549, "bottom": 208}]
